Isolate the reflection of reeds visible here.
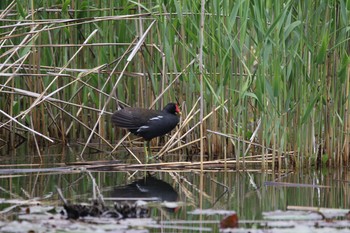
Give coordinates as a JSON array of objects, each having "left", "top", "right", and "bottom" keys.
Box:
[{"left": 0, "top": 1, "right": 349, "bottom": 168}]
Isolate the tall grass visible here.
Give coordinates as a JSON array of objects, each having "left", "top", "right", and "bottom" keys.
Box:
[{"left": 0, "top": 0, "right": 349, "bottom": 168}]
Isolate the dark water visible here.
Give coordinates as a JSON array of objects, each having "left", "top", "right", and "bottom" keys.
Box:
[{"left": 0, "top": 144, "right": 349, "bottom": 232}]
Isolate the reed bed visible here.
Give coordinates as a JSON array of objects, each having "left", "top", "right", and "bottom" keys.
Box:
[{"left": 0, "top": 0, "right": 349, "bottom": 169}]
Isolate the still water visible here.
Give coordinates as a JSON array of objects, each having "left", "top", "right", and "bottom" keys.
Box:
[{"left": 0, "top": 144, "right": 349, "bottom": 232}]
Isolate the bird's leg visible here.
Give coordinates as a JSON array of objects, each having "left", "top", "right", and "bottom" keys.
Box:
[
  {"left": 144, "top": 141, "right": 148, "bottom": 159},
  {"left": 144, "top": 141, "right": 152, "bottom": 162}
]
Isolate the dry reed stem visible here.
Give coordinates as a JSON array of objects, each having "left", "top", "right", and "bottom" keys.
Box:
[
  {"left": 107, "top": 39, "right": 149, "bottom": 162},
  {"left": 29, "top": 115, "right": 42, "bottom": 162},
  {"left": 0, "top": 24, "right": 40, "bottom": 69},
  {"left": 0, "top": 1, "right": 16, "bottom": 20},
  {"left": 150, "top": 58, "right": 196, "bottom": 108},
  {"left": 49, "top": 102, "right": 113, "bottom": 147},
  {"left": 0, "top": 53, "right": 31, "bottom": 90},
  {"left": 0, "top": 84, "right": 113, "bottom": 114},
  {"left": 21, "top": 29, "right": 98, "bottom": 118},
  {"left": 78, "top": 157, "right": 283, "bottom": 171},
  {"left": 207, "top": 129, "right": 275, "bottom": 152},
  {"left": 0, "top": 84, "right": 114, "bottom": 146},
  {"left": 79, "top": 35, "right": 147, "bottom": 159},
  {"left": 0, "top": 109, "right": 53, "bottom": 142},
  {"left": 157, "top": 100, "right": 228, "bottom": 157},
  {"left": 0, "top": 14, "right": 154, "bottom": 40},
  {"left": 168, "top": 138, "right": 202, "bottom": 153},
  {"left": 156, "top": 98, "right": 201, "bottom": 157}
]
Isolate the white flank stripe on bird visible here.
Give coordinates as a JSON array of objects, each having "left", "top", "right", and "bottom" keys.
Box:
[
  {"left": 150, "top": 116, "right": 163, "bottom": 121},
  {"left": 137, "top": 125, "right": 150, "bottom": 132}
]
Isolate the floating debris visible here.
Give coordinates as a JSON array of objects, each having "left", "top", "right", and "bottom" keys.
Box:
[
  {"left": 62, "top": 201, "right": 149, "bottom": 220},
  {"left": 220, "top": 213, "right": 239, "bottom": 229}
]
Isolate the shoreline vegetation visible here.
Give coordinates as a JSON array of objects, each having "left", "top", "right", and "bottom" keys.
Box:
[{"left": 0, "top": 0, "right": 349, "bottom": 169}]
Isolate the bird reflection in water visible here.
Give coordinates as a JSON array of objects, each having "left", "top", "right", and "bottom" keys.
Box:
[{"left": 111, "top": 175, "right": 179, "bottom": 213}]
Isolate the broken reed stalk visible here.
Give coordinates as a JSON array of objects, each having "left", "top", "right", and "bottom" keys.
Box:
[{"left": 77, "top": 154, "right": 283, "bottom": 171}]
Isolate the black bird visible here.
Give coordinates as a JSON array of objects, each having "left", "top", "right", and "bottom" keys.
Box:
[{"left": 112, "top": 103, "right": 181, "bottom": 156}]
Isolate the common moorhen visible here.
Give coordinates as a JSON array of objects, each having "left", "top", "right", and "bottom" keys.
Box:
[{"left": 112, "top": 103, "right": 181, "bottom": 156}]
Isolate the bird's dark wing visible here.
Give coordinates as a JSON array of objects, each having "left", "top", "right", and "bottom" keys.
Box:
[{"left": 111, "top": 107, "right": 161, "bottom": 129}]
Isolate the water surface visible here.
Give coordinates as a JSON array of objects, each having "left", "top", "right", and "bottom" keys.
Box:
[{"left": 0, "top": 144, "right": 349, "bottom": 232}]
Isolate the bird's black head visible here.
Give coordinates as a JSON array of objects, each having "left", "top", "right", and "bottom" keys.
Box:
[{"left": 163, "top": 103, "right": 181, "bottom": 115}]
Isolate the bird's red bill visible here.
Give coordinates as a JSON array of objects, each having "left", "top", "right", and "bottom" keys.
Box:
[{"left": 175, "top": 104, "right": 181, "bottom": 114}]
